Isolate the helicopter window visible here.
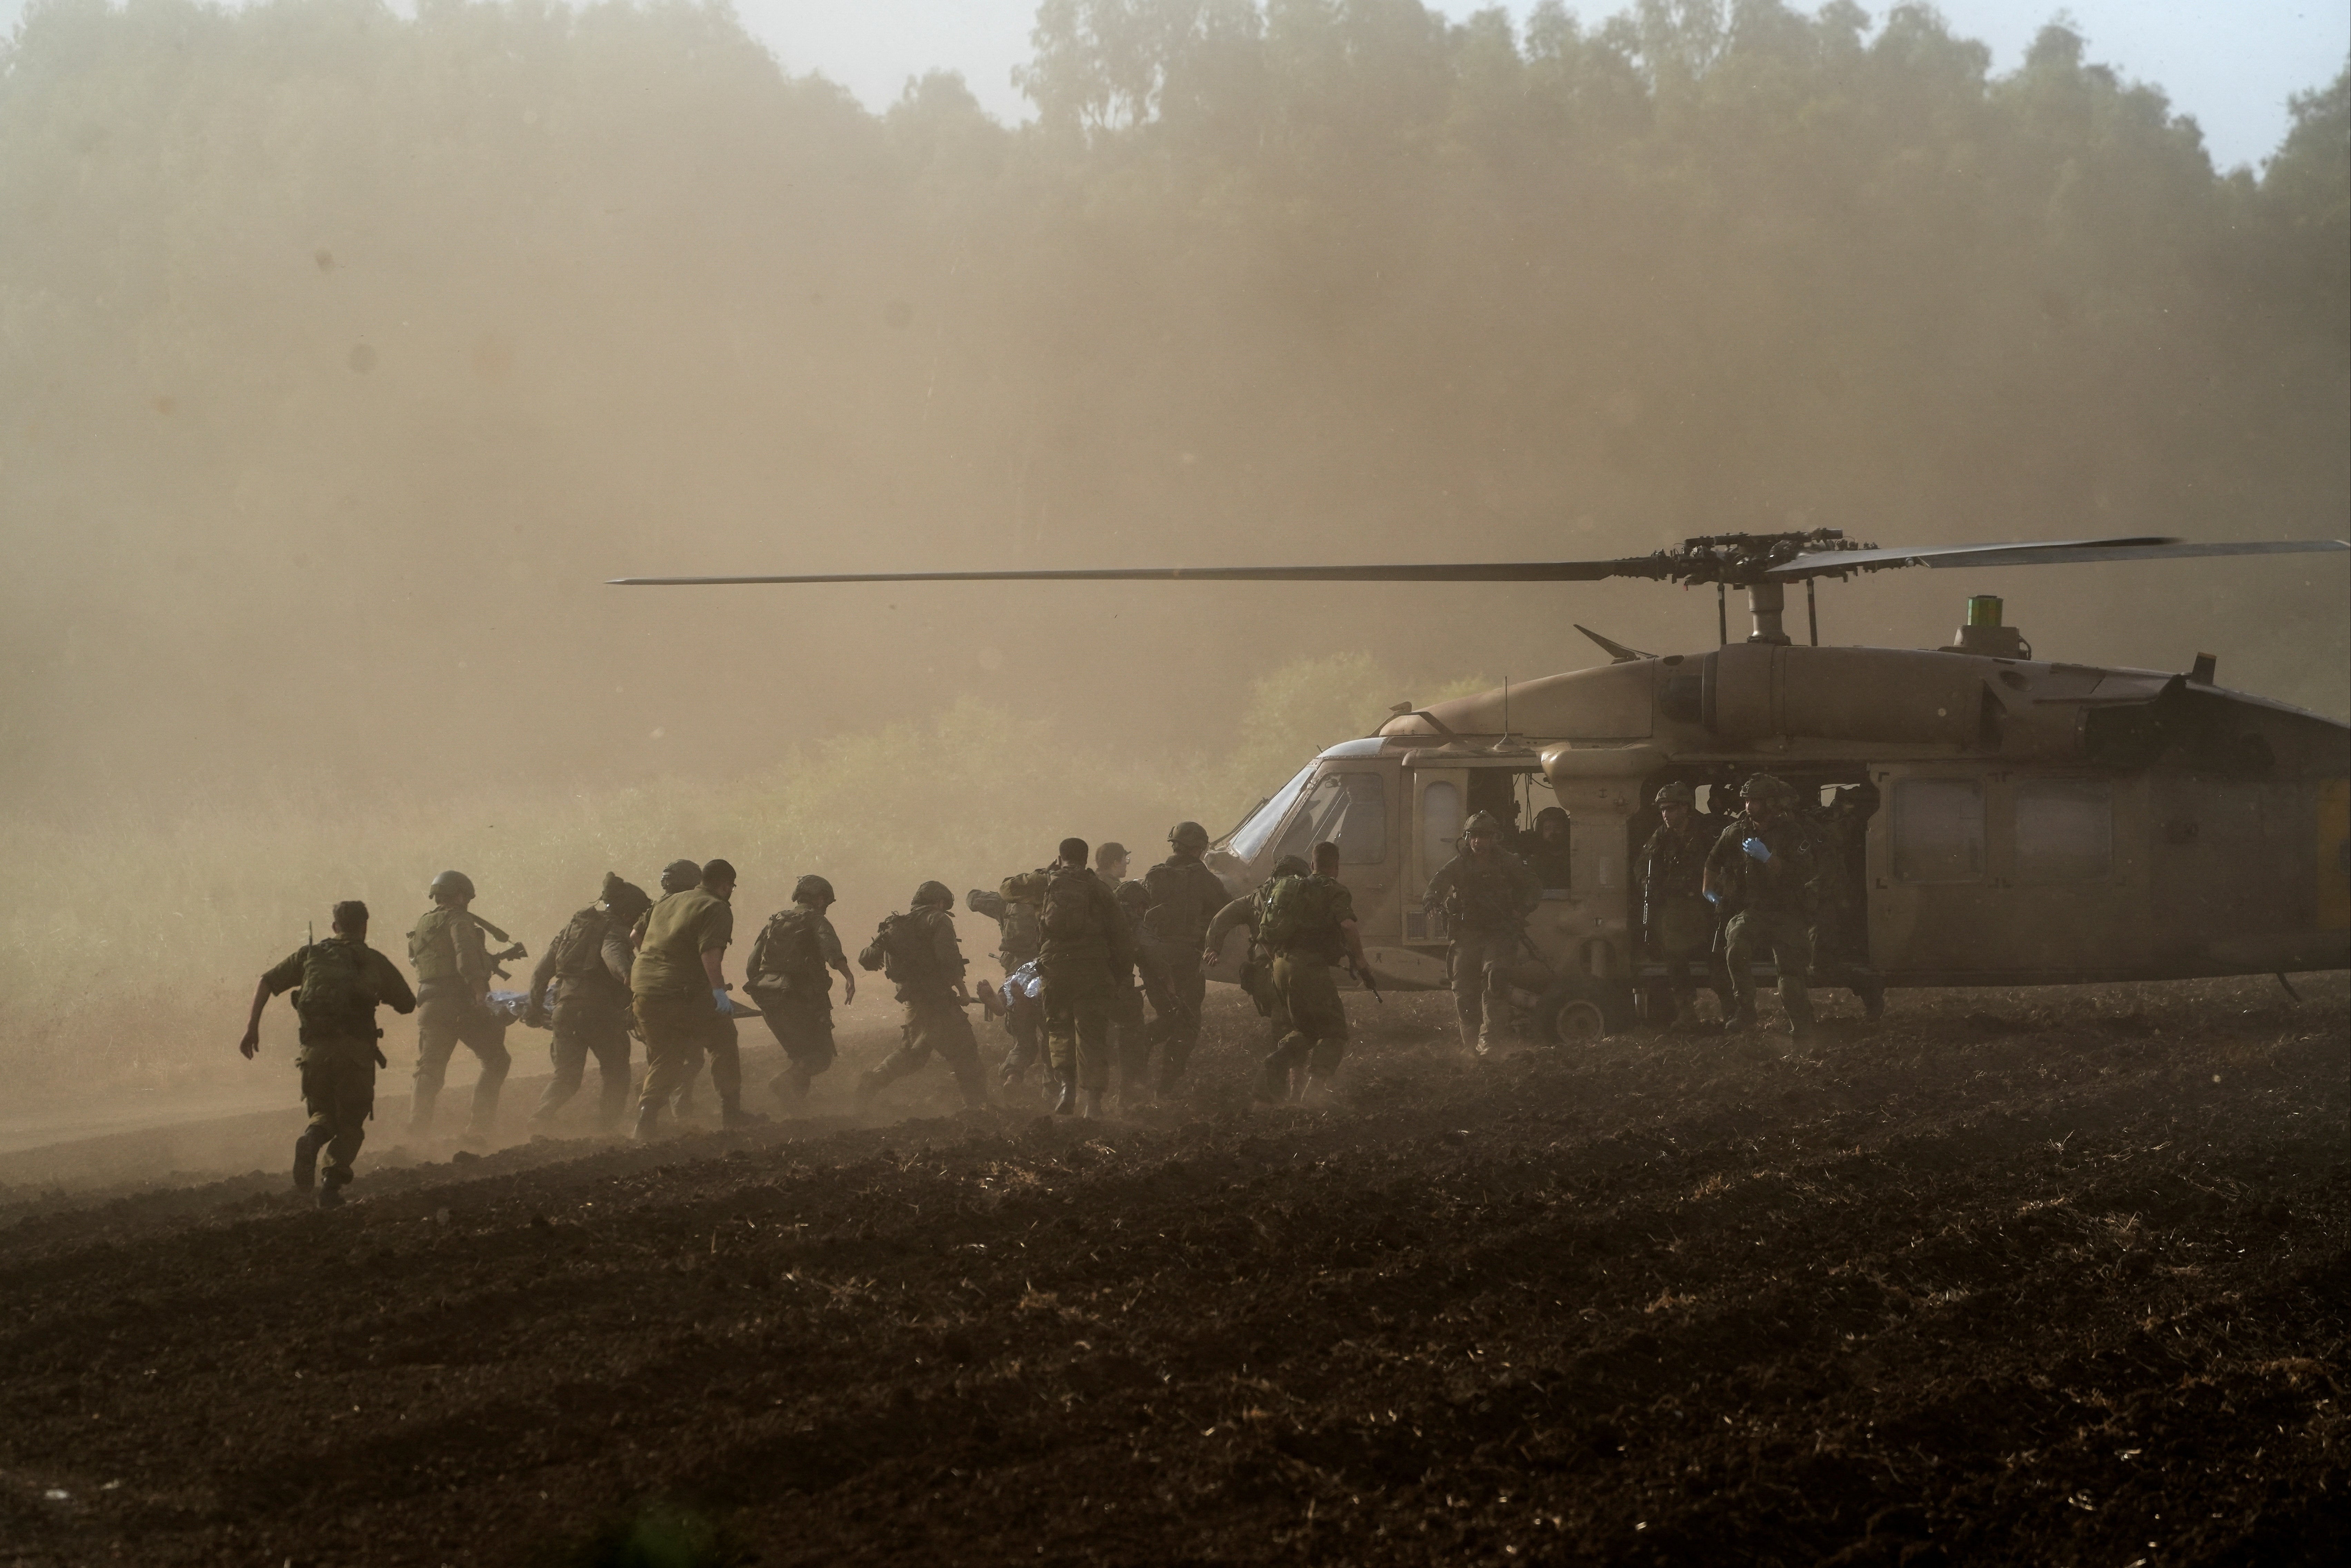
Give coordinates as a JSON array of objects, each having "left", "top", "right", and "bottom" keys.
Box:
[
  {"left": 1421, "top": 780, "right": 1463, "bottom": 871},
  {"left": 1229, "top": 764, "right": 1317, "bottom": 862},
  {"left": 1892, "top": 778, "right": 1985, "bottom": 882},
  {"left": 1272, "top": 771, "right": 1388, "bottom": 865},
  {"left": 2014, "top": 779, "right": 2113, "bottom": 884}
]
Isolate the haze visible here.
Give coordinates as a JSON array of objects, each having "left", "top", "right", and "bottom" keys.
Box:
[{"left": 0, "top": 0, "right": 2344, "bottom": 1112}]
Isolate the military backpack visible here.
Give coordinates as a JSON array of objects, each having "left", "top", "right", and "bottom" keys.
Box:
[
  {"left": 858, "top": 913, "right": 937, "bottom": 988},
  {"left": 1037, "top": 867, "right": 1101, "bottom": 945},
  {"left": 1259, "top": 872, "right": 1342, "bottom": 956},
  {"left": 547, "top": 909, "right": 610, "bottom": 980},
  {"left": 295, "top": 940, "right": 382, "bottom": 1038},
  {"left": 749, "top": 907, "right": 828, "bottom": 999}
]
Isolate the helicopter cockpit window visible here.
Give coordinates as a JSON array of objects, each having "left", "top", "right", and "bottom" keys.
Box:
[
  {"left": 1271, "top": 771, "right": 1388, "bottom": 865},
  {"left": 1229, "top": 764, "right": 1317, "bottom": 862},
  {"left": 2014, "top": 778, "right": 2113, "bottom": 884},
  {"left": 1892, "top": 778, "right": 1985, "bottom": 883}
]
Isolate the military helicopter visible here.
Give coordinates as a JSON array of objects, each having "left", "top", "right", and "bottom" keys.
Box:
[{"left": 618, "top": 530, "right": 2351, "bottom": 1039}]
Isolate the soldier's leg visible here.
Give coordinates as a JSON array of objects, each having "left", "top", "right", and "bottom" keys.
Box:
[
  {"left": 634, "top": 996, "right": 704, "bottom": 1132},
  {"left": 1041, "top": 983, "right": 1079, "bottom": 1089},
  {"left": 706, "top": 1014, "right": 755, "bottom": 1124},
  {"left": 535, "top": 1023, "right": 590, "bottom": 1121},
  {"left": 1158, "top": 951, "right": 1207, "bottom": 1088},
  {"left": 1722, "top": 913, "right": 1762, "bottom": 1027},
  {"left": 1072, "top": 986, "right": 1115, "bottom": 1095},
  {"left": 1112, "top": 986, "right": 1151, "bottom": 1100},
  {"left": 410, "top": 996, "right": 464, "bottom": 1134},
  {"left": 1771, "top": 918, "right": 1817, "bottom": 1037},
  {"left": 1446, "top": 940, "right": 1485, "bottom": 1049},
  {"left": 928, "top": 1005, "right": 989, "bottom": 1107},
  {"left": 1286, "top": 960, "right": 1350, "bottom": 1102},
  {"left": 1260, "top": 956, "right": 1313, "bottom": 1101},
  {"left": 1474, "top": 934, "right": 1516, "bottom": 1053},
  {"left": 458, "top": 1009, "right": 511, "bottom": 1136},
  {"left": 587, "top": 1014, "right": 633, "bottom": 1132},
  {"left": 320, "top": 1053, "right": 375, "bottom": 1194},
  {"left": 294, "top": 1050, "right": 335, "bottom": 1190},
  {"left": 1001, "top": 1004, "right": 1044, "bottom": 1082},
  {"left": 859, "top": 1005, "right": 935, "bottom": 1101}
]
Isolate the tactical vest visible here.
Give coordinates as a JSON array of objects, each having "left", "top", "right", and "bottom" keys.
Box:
[
  {"left": 548, "top": 909, "right": 611, "bottom": 980},
  {"left": 1261, "top": 873, "right": 1346, "bottom": 959},
  {"left": 1037, "top": 867, "right": 1101, "bottom": 945},
  {"left": 408, "top": 907, "right": 466, "bottom": 985},
  {"left": 750, "top": 907, "right": 828, "bottom": 986}
]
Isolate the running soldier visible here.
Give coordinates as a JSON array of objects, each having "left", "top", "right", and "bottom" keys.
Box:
[
  {"left": 1016, "top": 838, "right": 1135, "bottom": 1118},
  {"left": 856, "top": 882, "right": 990, "bottom": 1111},
  {"left": 1137, "top": 821, "right": 1228, "bottom": 1094},
  {"left": 1255, "top": 841, "right": 1370, "bottom": 1107},
  {"left": 746, "top": 874, "right": 857, "bottom": 1108},
  {"left": 1807, "top": 784, "right": 1886, "bottom": 1021},
  {"left": 1422, "top": 811, "right": 1542, "bottom": 1053},
  {"left": 1202, "top": 852, "right": 1312, "bottom": 1042},
  {"left": 1636, "top": 784, "right": 1733, "bottom": 1028},
  {"left": 630, "top": 858, "right": 756, "bottom": 1136},
  {"left": 1110, "top": 878, "right": 1160, "bottom": 1107},
  {"left": 239, "top": 900, "right": 416, "bottom": 1207},
  {"left": 525, "top": 873, "right": 650, "bottom": 1133},
  {"left": 406, "top": 870, "right": 521, "bottom": 1140},
  {"left": 1704, "top": 777, "right": 1821, "bottom": 1043},
  {"left": 967, "top": 874, "right": 1046, "bottom": 1086}
]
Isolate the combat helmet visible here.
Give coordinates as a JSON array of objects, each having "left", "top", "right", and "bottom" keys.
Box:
[
  {"left": 1463, "top": 810, "right": 1507, "bottom": 838},
  {"left": 428, "top": 869, "right": 475, "bottom": 902},
  {"left": 1271, "top": 854, "right": 1312, "bottom": 878},
  {"left": 599, "top": 872, "right": 651, "bottom": 922},
  {"left": 1739, "top": 774, "right": 1794, "bottom": 802},
  {"left": 793, "top": 874, "right": 837, "bottom": 905},
  {"left": 1653, "top": 782, "right": 1697, "bottom": 807},
  {"left": 658, "top": 859, "right": 702, "bottom": 894},
  {"left": 1114, "top": 879, "right": 1151, "bottom": 916},
  {"left": 912, "top": 880, "right": 955, "bottom": 910},
  {"left": 1168, "top": 821, "right": 1210, "bottom": 853}
]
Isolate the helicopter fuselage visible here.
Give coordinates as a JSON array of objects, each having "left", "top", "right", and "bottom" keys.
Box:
[{"left": 1205, "top": 640, "right": 2351, "bottom": 1021}]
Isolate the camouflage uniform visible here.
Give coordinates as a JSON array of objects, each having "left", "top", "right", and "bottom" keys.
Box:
[
  {"left": 1110, "top": 880, "right": 1159, "bottom": 1100},
  {"left": 1423, "top": 846, "right": 1542, "bottom": 1051},
  {"left": 526, "top": 877, "right": 646, "bottom": 1132},
  {"left": 858, "top": 893, "right": 987, "bottom": 1107},
  {"left": 967, "top": 880, "right": 1046, "bottom": 1083},
  {"left": 1205, "top": 854, "right": 1313, "bottom": 1038},
  {"left": 260, "top": 938, "right": 415, "bottom": 1195},
  {"left": 1138, "top": 845, "right": 1228, "bottom": 1090},
  {"left": 1261, "top": 872, "right": 1357, "bottom": 1093},
  {"left": 407, "top": 903, "right": 514, "bottom": 1137},
  {"left": 1020, "top": 864, "right": 1135, "bottom": 1095},
  {"left": 1637, "top": 813, "right": 1733, "bottom": 1023},
  {"left": 1520, "top": 807, "right": 1575, "bottom": 890},
  {"left": 630, "top": 885, "right": 739, "bottom": 1123},
  {"left": 1706, "top": 811, "right": 1821, "bottom": 1035},
  {"left": 747, "top": 899, "right": 849, "bottom": 1100}
]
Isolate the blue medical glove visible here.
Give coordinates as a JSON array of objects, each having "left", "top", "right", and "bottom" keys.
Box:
[{"left": 1742, "top": 837, "right": 1772, "bottom": 864}]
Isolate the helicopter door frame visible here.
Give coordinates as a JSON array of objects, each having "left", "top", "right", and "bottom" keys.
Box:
[{"left": 1405, "top": 765, "right": 1468, "bottom": 944}]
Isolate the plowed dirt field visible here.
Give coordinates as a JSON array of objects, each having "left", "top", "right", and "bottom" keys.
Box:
[{"left": 0, "top": 976, "right": 2342, "bottom": 1567}]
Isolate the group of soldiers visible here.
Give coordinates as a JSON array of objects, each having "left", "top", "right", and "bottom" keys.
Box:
[
  {"left": 236, "top": 820, "right": 1372, "bottom": 1207},
  {"left": 236, "top": 778, "right": 1877, "bottom": 1209}
]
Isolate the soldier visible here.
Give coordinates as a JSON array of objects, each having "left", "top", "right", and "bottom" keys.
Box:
[
  {"left": 1256, "top": 841, "right": 1370, "bottom": 1107},
  {"left": 1015, "top": 837, "right": 1135, "bottom": 1118},
  {"left": 856, "top": 881, "right": 990, "bottom": 1110},
  {"left": 1807, "top": 783, "right": 1886, "bottom": 1021},
  {"left": 1095, "top": 841, "right": 1132, "bottom": 888},
  {"left": 238, "top": 900, "right": 416, "bottom": 1207},
  {"left": 524, "top": 872, "right": 650, "bottom": 1133},
  {"left": 630, "top": 857, "right": 756, "bottom": 1136},
  {"left": 1137, "top": 821, "right": 1228, "bottom": 1094},
  {"left": 1636, "top": 784, "right": 1733, "bottom": 1028},
  {"left": 1203, "top": 852, "right": 1312, "bottom": 1043},
  {"left": 1422, "top": 811, "right": 1543, "bottom": 1053},
  {"left": 966, "top": 875, "right": 1046, "bottom": 1086},
  {"left": 1521, "top": 806, "right": 1575, "bottom": 890},
  {"left": 405, "top": 870, "right": 520, "bottom": 1141},
  {"left": 746, "top": 874, "right": 857, "bottom": 1108},
  {"left": 1704, "top": 776, "right": 1821, "bottom": 1043}
]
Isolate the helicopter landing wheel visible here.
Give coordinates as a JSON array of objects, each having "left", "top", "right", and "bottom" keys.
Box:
[{"left": 1551, "top": 996, "right": 1609, "bottom": 1046}]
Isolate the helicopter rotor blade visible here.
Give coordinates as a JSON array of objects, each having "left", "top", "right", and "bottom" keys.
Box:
[
  {"left": 610, "top": 559, "right": 1654, "bottom": 586},
  {"left": 1772, "top": 536, "right": 2350, "bottom": 577}
]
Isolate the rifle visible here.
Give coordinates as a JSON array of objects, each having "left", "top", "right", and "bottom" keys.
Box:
[{"left": 1351, "top": 957, "right": 1385, "bottom": 1005}]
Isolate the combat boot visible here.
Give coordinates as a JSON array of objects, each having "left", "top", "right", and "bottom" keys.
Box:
[
  {"left": 632, "top": 1105, "right": 663, "bottom": 1142},
  {"left": 291, "top": 1127, "right": 324, "bottom": 1192},
  {"left": 1729, "top": 1002, "right": 1759, "bottom": 1033},
  {"left": 720, "top": 1097, "right": 769, "bottom": 1131},
  {"left": 1079, "top": 1088, "right": 1105, "bottom": 1120},
  {"left": 1050, "top": 1075, "right": 1077, "bottom": 1116},
  {"left": 316, "top": 1179, "right": 347, "bottom": 1211}
]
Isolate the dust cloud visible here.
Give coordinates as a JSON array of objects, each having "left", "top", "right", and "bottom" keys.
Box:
[{"left": 0, "top": 0, "right": 2344, "bottom": 1102}]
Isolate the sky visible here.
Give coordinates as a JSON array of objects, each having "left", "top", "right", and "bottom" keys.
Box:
[{"left": 0, "top": 0, "right": 2342, "bottom": 168}]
